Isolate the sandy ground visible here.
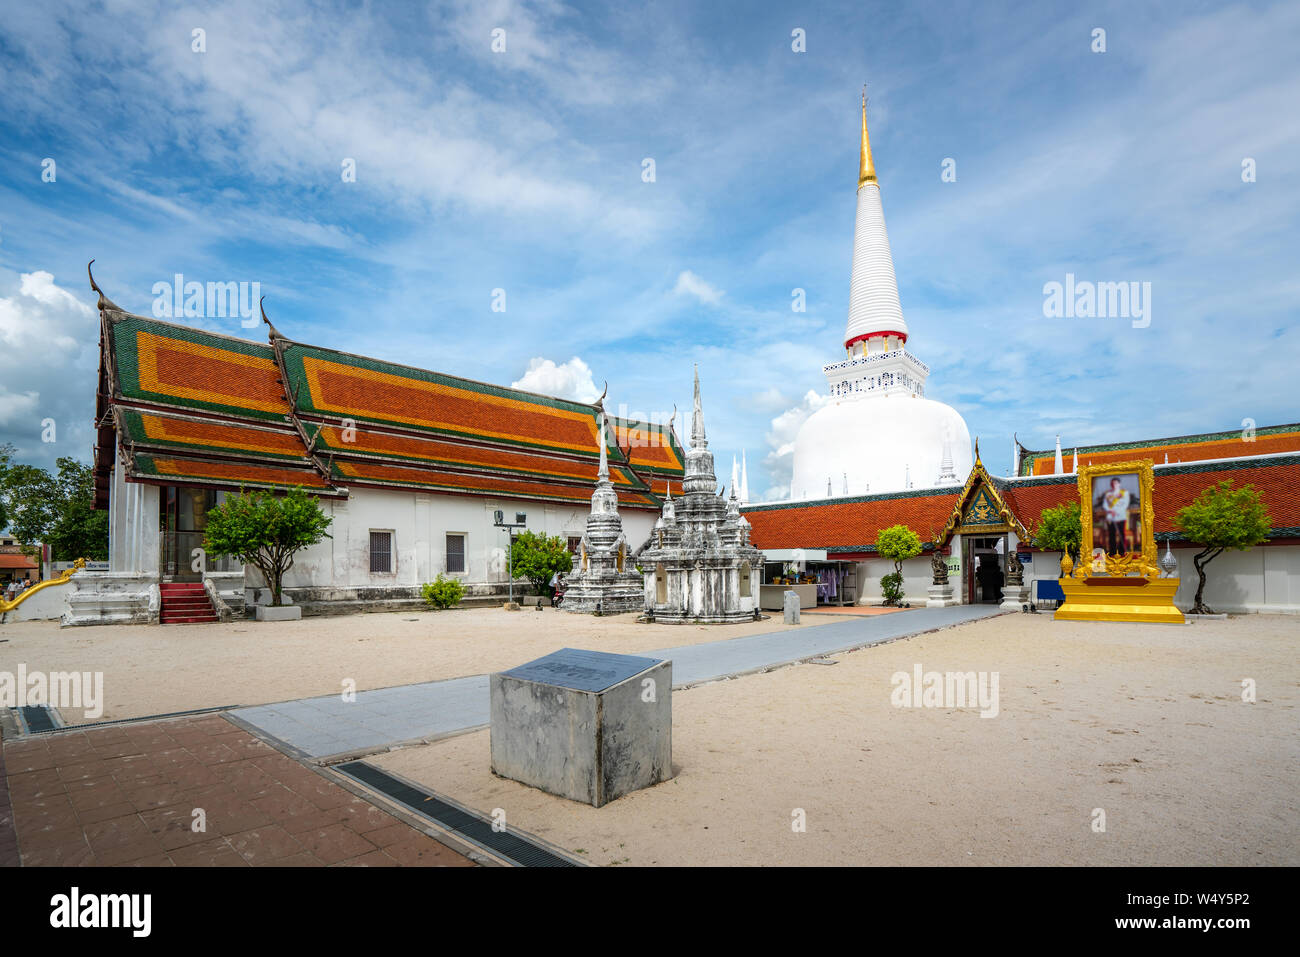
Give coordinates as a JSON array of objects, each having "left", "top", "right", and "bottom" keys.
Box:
[
  {"left": 372, "top": 614, "right": 1299, "bottom": 866},
  {"left": 0, "top": 607, "right": 821, "bottom": 723}
]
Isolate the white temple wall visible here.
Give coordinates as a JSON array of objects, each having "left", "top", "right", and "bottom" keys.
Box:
[
  {"left": 857, "top": 556, "right": 933, "bottom": 604},
  {"left": 1167, "top": 544, "right": 1300, "bottom": 614},
  {"left": 275, "top": 486, "right": 658, "bottom": 594}
]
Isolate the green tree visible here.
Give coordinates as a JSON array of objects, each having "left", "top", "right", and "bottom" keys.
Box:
[
  {"left": 203, "top": 486, "right": 332, "bottom": 606},
  {"left": 46, "top": 458, "right": 109, "bottom": 561},
  {"left": 0, "top": 452, "right": 108, "bottom": 561},
  {"left": 1031, "top": 501, "right": 1083, "bottom": 565},
  {"left": 509, "top": 530, "right": 573, "bottom": 598},
  {"left": 876, "top": 524, "right": 922, "bottom": 606},
  {"left": 1173, "top": 480, "right": 1272, "bottom": 615}
]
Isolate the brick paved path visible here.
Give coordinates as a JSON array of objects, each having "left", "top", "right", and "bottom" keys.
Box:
[
  {"left": 0, "top": 740, "right": 19, "bottom": 867},
  {"left": 1, "top": 715, "right": 474, "bottom": 867}
]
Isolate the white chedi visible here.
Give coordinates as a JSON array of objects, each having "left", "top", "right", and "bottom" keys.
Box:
[
  {"left": 791, "top": 396, "right": 972, "bottom": 498},
  {"left": 788, "top": 92, "right": 971, "bottom": 498}
]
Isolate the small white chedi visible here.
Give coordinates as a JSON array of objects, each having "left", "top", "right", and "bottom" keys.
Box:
[
  {"left": 560, "top": 412, "right": 644, "bottom": 614},
  {"left": 637, "top": 369, "right": 764, "bottom": 624},
  {"left": 789, "top": 93, "right": 972, "bottom": 499}
]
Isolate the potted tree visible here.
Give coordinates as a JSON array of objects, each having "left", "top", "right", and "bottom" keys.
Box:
[{"left": 203, "top": 485, "right": 332, "bottom": 620}]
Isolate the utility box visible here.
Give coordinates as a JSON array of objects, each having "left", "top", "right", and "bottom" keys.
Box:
[{"left": 490, "top": 648, "right": 672, "bottom": 807}]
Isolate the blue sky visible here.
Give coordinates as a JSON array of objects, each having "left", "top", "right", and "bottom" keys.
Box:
[{"left": 1, "top": 0, "right": 1297, "bottom": 501}]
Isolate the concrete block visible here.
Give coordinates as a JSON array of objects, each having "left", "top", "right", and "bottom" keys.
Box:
[
  {"left": 783, "top": 589, "right": 801, "bottom": 624},
  {"left": 254, "top": 604, "right": 302, "bottom": 621},
  {"left": 490, "top": 648, "right": 672, "bottom": 807}
]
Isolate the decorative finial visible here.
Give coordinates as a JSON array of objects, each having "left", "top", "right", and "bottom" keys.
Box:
[
  {"left": 596, "top": 411, "right": 609, "bottom": 482},
  {"left": 86, "top": 260, "right": 122, "bottom": 313},
  {"left": 974, "top": 438, "right": 982, "bottom": 467},
  {"left": 690, "top": 365, "right": 707, "bottom": 448},
  {"left": 596, "top": 380, "right": 608, "bottom": 408},
  {"left": 260, "top": 297, "right": 284, "bottom": 341},
  {"left": 858, "top": 87, "right": 878, "bottom": 187}
]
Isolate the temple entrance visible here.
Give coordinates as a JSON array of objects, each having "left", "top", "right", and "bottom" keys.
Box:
[
  {"left": 160, "top": 486, "right": 217, "bottom": 582},
  {"left": 963, "top": 535, "right": 1006, "bottom": 604}
]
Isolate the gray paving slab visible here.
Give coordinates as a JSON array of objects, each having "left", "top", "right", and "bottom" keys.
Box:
[{"left": 231, "top": 604, "right": 1003, "bottom": 759}]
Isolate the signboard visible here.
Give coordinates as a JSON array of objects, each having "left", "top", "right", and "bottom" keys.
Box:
[{"left": 501, "top": 648, "right": 662, "bottom": 693}]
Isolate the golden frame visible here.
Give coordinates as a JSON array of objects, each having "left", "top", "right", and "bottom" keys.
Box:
[{"left": 1074, "top": 459, "right": 1157, "bottom": 579}]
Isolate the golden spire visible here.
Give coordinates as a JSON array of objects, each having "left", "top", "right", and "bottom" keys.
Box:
[{"left": 858, "top": 87, "right": 877, "bottom": 187}]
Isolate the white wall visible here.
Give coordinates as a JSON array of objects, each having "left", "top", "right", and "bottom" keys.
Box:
[
  {"left": 857, "top": 556, "right": 933, "bottom": 604},
  {"left": 279, "top": 487, "right": 660, "bottom": 592},
  {"left": 1, "top": 580, "right": 70, "bottom": 621},
  {"left": 1018, "top": 544, "right": 1300, "bottom": 614},
  {"left": 108, "top": 444, "right": 160, "bottom": 577},
  {"left": 1168, "top": 544, "right": 1300, "bottom": 614}
]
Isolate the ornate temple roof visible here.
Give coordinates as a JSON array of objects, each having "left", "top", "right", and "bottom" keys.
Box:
[
  {"left": 744, "top": 453, "right": 1300, "bottom": 551},
  {"left": 1016, "top": 424, "right": 1300, "bottom": 476},
  {"left": 90, "top": 269, "right": 684, "bottom": 508}
]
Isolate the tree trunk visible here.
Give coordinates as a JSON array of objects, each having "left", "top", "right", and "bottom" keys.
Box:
[{"left": 1191, "top": 546, "right": 1222, "bottom": 615}]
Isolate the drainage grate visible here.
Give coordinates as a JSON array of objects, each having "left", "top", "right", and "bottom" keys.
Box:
[
  {"left": 19, "top": 706, "right": 58, "bottom": 733},
  {"left": 336, "top": 761, "right": 580, "bottom": 867}
]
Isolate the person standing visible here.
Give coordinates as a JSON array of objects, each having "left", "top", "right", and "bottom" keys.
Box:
[{"left": 1102, "top": 477, "right": 1132, "bottom": 553}]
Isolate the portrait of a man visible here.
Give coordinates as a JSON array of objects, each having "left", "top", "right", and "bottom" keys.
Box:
[{"left": 1092, "top": 473, "right": 1141, "bottom": 555}]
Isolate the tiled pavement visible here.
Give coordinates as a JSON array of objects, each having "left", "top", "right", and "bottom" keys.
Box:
[
  {"left": 233, "top": 603, "right": 1005, "bottom": 759},
  {"left": 0, "top": 715, "right": 475, "bottom": 867},
  {"left": 0, "top": 743, "right": 20, "bottom": 867}
]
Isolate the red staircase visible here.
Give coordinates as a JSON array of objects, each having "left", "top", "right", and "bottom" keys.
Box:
[{"left": 159, "top": 582, "right": 219, "bottom": 624}]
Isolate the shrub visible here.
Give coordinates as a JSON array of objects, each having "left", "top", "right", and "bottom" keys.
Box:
[
  {"left": 880, "top": 571, "right": 904, "bottom": 605},
  {"left": 422, "top": 574, "right": 465, "bottom": 610}
]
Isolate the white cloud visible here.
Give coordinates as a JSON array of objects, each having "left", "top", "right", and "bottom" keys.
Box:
[
  {"left": 0, "top": 271, "right": 99, "bottom": 458},
  {"left": 512, "top": 356, "right": 600, "bottom": 402},
  {"left": 673, "top": 270, "right": 724, "bottom": 305},
  {"left": 0, "top": 390, "right": 41, "bottom": 428},
  {"left": 759, "top": 389, "right": 831, "bottom": 501}
]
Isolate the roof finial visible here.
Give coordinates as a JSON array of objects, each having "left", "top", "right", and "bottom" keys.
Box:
[
  {"left": 858, "top": 86, "right": 877, "bottom": 188},
  {"left": 690, "top": 365, "right": 707, "bottom": 448},
  {"left": 86, "top": 260, "right": 122, "bottom": 313},
  {"left": 596, "top": 411, "right": 609, "bottom": 482},
  {"left": 260, "top": 297, "right": 285, "bottom": 341}
]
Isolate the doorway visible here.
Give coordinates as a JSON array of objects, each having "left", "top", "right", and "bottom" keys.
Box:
[
  {"left": 963, "top": 535, "right": 1006, "bottom": 604},
  {"left": 160, "top": 486, "right": 215, "bottom": 582}
]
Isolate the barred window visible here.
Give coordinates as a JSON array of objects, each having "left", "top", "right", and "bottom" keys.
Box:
[
  {"left": 567, "top": 536, "right": 582, "bottom": 553},
  {"left": 446, "top": 533, "right": 466, "bottom": 574},
  {"left": 369, "top": 531, "right": 393, "bottom": 574}
]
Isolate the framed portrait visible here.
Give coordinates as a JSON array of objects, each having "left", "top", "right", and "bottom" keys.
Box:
[{"left": 1075, "top": 459, "right": 1157, "bottom": 576}]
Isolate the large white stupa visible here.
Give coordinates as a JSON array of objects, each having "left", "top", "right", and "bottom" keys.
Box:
[{"left": 789, "top": 94, "right": 972, "bottom": 499}]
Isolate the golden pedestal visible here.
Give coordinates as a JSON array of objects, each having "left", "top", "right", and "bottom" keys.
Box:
[{"left": 1056, "top": 577, "right": 1185, "bottom": 624}]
